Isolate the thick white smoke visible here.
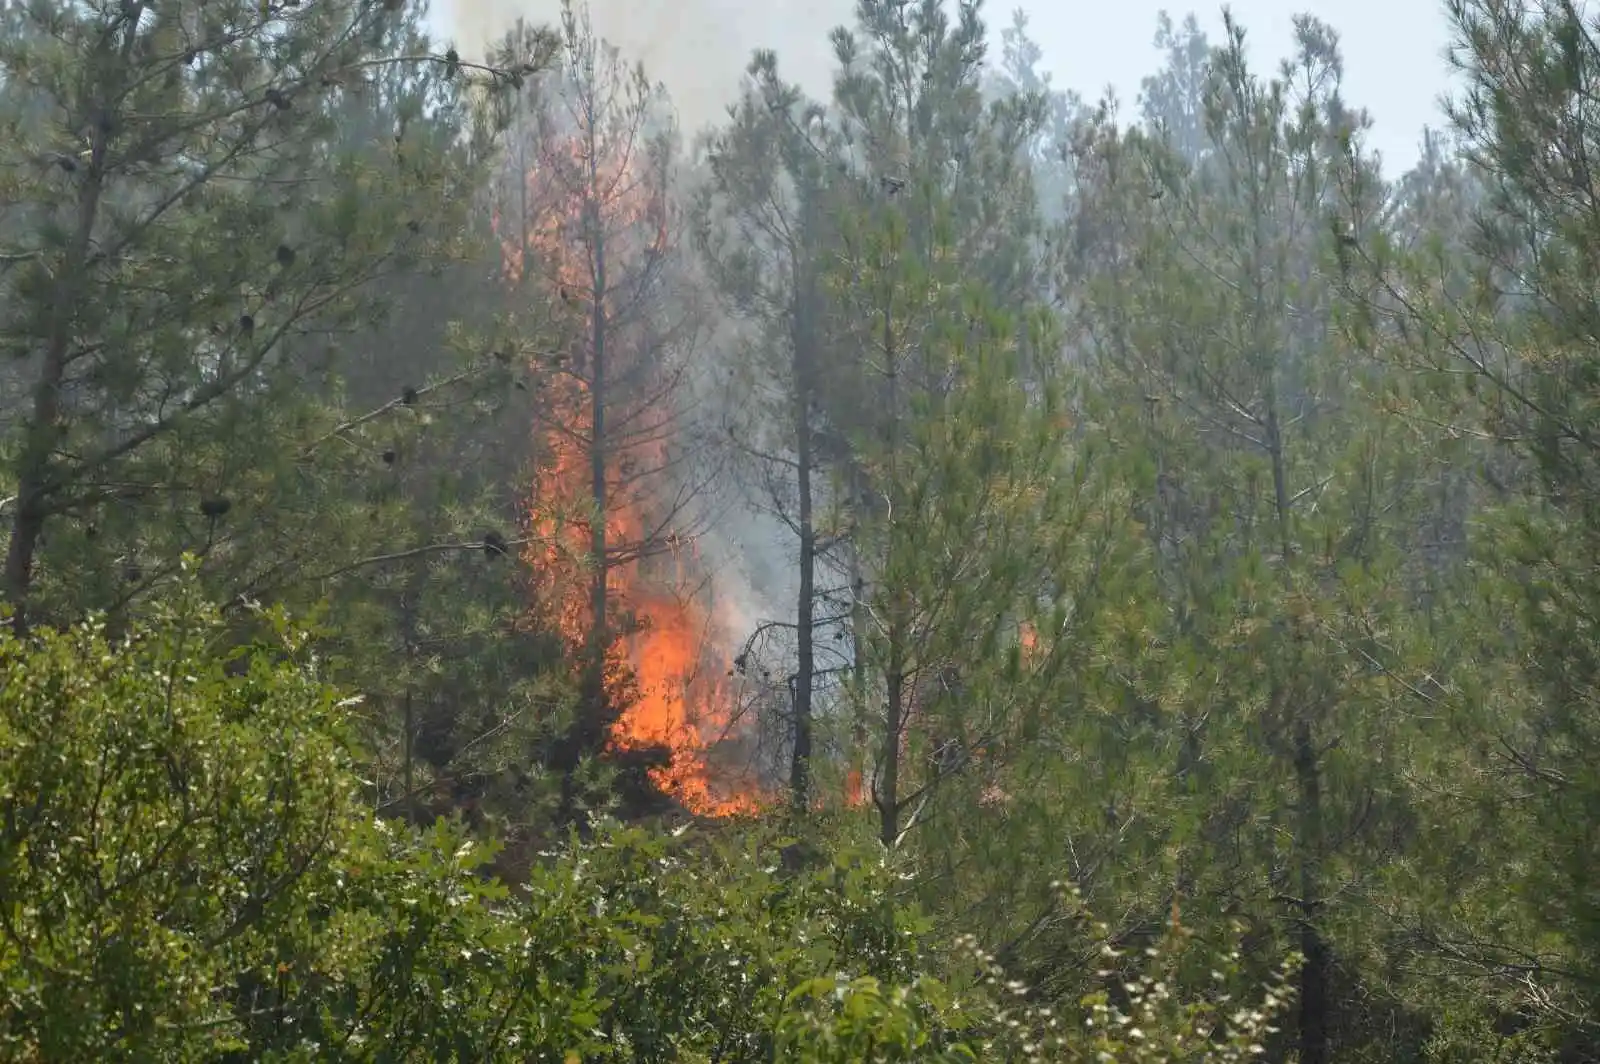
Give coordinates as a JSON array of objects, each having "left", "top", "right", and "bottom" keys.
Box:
[{"left": 438, "top": 0, "right": 853, "bottom": 137}]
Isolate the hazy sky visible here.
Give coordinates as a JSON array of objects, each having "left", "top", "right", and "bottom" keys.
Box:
[{"left": 430, "top": 0, "right": 1456, "bottom": 177}]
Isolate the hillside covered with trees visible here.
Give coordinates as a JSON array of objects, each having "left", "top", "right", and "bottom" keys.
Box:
[{"left": 0, "top": 0, "right": 1596, "bottom": 1059}]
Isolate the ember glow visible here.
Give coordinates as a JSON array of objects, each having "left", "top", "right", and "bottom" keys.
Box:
[{"left": 494, "top": 110, "right": 761, "bottom": 818}]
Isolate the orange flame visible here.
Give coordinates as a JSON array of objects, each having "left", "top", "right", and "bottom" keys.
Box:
[
  {"left": 494, "top": 114, "right": 760, "bottom": 817},
  {"left": 1019, "top": 621, "right": 1039, "bottom": 661},
  {"left": 842, "top": 768, "right": 864, "bottom": 808}
]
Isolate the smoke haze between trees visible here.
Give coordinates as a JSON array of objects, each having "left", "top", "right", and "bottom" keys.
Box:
[{"left": 437, "top": 0, "right": 851, "bottom": 137}]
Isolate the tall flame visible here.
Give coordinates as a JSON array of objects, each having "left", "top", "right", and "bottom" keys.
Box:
[{"left": 494, "top": 117, "right": 760, "bottom": 818}]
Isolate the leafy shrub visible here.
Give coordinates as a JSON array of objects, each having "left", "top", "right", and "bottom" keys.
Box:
[
  {"left": 0, "top": 584, "right": 368, "bottom": 1061},
  {"left": 0, "top": 583, "right": 1298, "bottom": 1061}
]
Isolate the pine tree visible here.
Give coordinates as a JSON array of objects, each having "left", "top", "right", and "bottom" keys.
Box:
[
  {"left": 695, "top": 52, "right": 853, "bottom": 814},
  {"left": 826, "top": 187, "right": 1106, "bottom": 853},
  {"left": 488, "top": 1, "right": 714, "bottom": 817},
  {"left": 1352, "top": 0, "right": 1600, "bottom": 1042},
  {"left": 0, "top": 0, "right": 537, "bottom": 631},
  {"left": 1069, "top": 16, "right": 1438, "bottom": 1060},
  {"left": 812, "top": 0, "right": 1058, "bottom": 839}
]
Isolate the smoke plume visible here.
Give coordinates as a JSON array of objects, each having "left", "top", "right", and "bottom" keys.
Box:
[{"left": 439, "top": 0, "right": 853, "bottom": 137}]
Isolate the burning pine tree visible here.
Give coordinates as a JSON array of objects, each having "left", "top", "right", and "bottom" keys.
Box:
[{"left": 490, "top": 3, "right": 760, "bottom": 818}]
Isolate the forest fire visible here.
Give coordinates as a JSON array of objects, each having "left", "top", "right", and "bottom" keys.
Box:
[
  {"left": 493, "top": 102, "right": 761, "bottom": 818},
  {"left": 522, "top": 392, "right": 759, "bottom": 816}
]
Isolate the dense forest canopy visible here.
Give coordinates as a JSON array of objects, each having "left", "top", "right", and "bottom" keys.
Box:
[{"left": 1, "top": 0, "right": 1597, "bottom": 1059}]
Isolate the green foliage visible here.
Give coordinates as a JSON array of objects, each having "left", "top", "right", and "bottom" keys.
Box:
[
  {"left": 1041, "top": 15, "right": 1462, "bottom": 1061},
  {"left": 0, "top": 0, "right": 458, "bottom": 614},
  {"left": 1339, "top": 0, "right": 1600, "bottom": 1045},
  {"left": 0, "top": 569, "right": 364, "bottom": 1059},
  {"left": 0, "top": 0, "right": 571, "bottom": 856},
  {"left": 0, "top": 585, "right": 1301, "bottom": 1060},
  {"left": 9, "top": 0, "right": 1600, "bottom": 1059}
]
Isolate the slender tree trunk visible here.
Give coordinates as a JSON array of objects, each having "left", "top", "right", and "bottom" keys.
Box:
[
  {"left": 1240, "top": 115, "right": 1332, "bottom": 1052},
  {"left": 874, "top": 283, "right": 903, "bottom": 849},
  {"left": 6, "top": 7, "right": 143, "bottom": 631},
  {"left": 790, "top": 317, "right": 816, "bottom": 813},
  {"left": 559, "top": 151, "right": 610, "bottom": 824},
  {"left": 1294, "top": 715, "right": 1329, "bottom": 1064},
  {"left": 585, "top": 204, "right": 609, "bottom": 728},
  {"left": 400, "top": 570, "right": 421, "bottom": 824},
  {"left": 403, "top": 688, "right": 416, "bottom": 822},
  {"left": 5, "top": 114, "right": 110, "bottom": 632},
  {"left": 1266, "top": 377, "right": 1329, "bottom": 1064},
  {"left": 847, "top": 525, "right": 868, "bottom": 806},
  {"left": 878, "top": 630, "right": 904, "bottom": 849}
]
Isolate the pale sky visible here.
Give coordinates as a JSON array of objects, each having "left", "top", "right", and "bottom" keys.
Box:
[{"left": 431, "top": 0, "right": 1456, "bottom": 178}]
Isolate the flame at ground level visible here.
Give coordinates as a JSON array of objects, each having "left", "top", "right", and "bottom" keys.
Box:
[
  {"left": 611, "top": 589, "right": 763, "bottom": 816},
  {"left": 519, "top": 377, "right": 762, "bottom": 818}
]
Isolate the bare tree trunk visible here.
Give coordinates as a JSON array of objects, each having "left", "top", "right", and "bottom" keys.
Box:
[
  {"left": 874, "top": 284, "right": 903, "bottom": 848},
  {"left": 847, "top": 524, "right": 868, "bottom": 806},
  {"left": 403, "top": 687, "right": 416, "bottom": 822},
  {"left": 877, "top": 629, "right": 904, "bottom": 849},
  {"left": 400, "top": 567, "right": 422, "bottom": 824},
  {"left": 790, "top": 344, "right": 816, "bottom": 813}
]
